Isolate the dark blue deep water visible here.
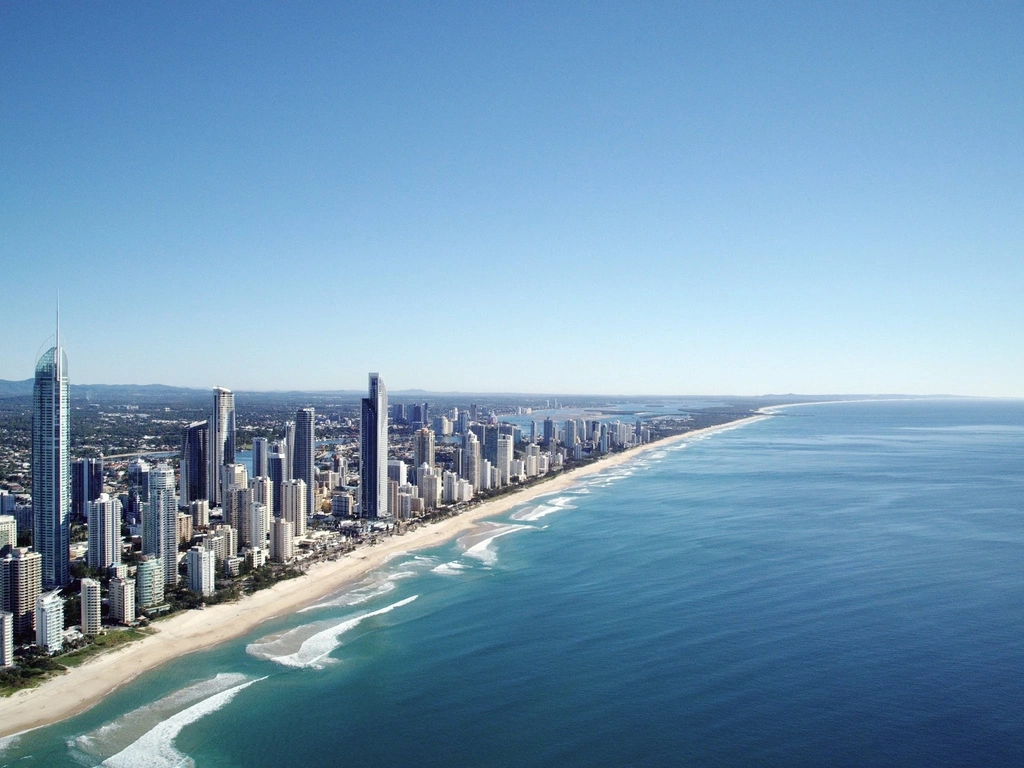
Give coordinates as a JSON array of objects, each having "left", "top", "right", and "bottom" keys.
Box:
[{"left": 3, "top": 399, "right": 1023, "bottom": 767}]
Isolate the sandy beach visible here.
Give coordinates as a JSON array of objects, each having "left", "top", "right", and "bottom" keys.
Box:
[{"left": 0, "top": 414, "right": 767, "bottom": 738}]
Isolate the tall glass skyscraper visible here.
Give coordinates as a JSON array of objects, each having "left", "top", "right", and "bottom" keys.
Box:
[
  {"left": 209, "top": 388, "right": 236, "bottom": 507},
  {"left": 293, "top": 408, "right": 316, "bottom": 517},
  {"left": 181, "top": 420, "right": 209, "bottom": 506},
  {"left": 360, "top": 373, "right": 388, "bottom": 519},
  {"left": 32, "top": 326, "right": 70, "bottom": 589}
]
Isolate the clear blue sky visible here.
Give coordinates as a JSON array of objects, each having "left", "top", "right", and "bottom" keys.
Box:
[{"left": 2, "top": 2, "right": 1021, "bottom": 395}]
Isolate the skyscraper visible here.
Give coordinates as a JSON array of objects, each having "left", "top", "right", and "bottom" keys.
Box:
[
  {"left": 360, "top": 373, "right": 388, "bottom": 519},
  {"left": 32, "top": 317, "right": 70, "bottom": 590},
  {"left": 252, "top": 437, "right": 269, "bottom": 479},
  {"left": 181, "top": 420, "right": 209, "bottom": 505},
  {"left": 269, "top": 451, "right": 288, "bottom": 516},
  {"left": 280, "top": 479, "right": 307, "bottom": 537},
  {"left": 282, "top": 421, "right": 295, "bottom": 482},
  {"left": 209, "top": 388, "right": 236, "bottom": 507},
  {"left": 71, "top": 457, "right": 103, "bottom": 522},
  {"left": 87, "top": 493, "right": 121, "bottom": 570},
  {"left": 148, "top": 464, "right": 179, "bottom": 585},
  {"left": 496, "top": 434, "right": 513, "bottom": 487},
  {"left": 293, "top": 408, "right": 316, "bottom": 516},
  {"left": 414, "top": 427, "right": 435, "bottom": 477}
]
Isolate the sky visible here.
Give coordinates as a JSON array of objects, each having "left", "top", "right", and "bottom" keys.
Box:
[{"left": 1, "top": 2, "right": 1021, "bottom": 396}]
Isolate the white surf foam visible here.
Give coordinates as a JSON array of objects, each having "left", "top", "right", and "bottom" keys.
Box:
[
  {"left": 432, "top": 561, "right": 468, "bottom": 576},
  {"left": 0, "top": 734, "right": 20, "bottom": 757},
  {"left": 299, "top": 569, "right": 417, "bottom": 612},
  {"left": 463, "top": 525, "right": 532, "bottom": 566},
  {"left": 250, "top": 595, "right": 419, "bottom": 669},
  {"left": 69, "top": 673, "right": 249, "bottom": 762},
  {"left": 101, "top": 676, "right": 265, "bottom": 768}
]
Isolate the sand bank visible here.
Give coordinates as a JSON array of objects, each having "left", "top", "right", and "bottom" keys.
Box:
[{"left": 0, "top": 414, "right": 767, "bottom": 738}]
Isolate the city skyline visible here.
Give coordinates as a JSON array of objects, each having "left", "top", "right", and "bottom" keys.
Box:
[{"left": 2, "top": 4, "right": 1022, "bottom": 398}]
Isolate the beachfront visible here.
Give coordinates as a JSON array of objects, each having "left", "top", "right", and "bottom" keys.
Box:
[{"left": 0, "top": 414, "right": 767, "bottom": 738}]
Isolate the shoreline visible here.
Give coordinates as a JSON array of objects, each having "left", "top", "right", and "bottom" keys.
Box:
[{"left": 0, "top": 413, "right": 769, "bottom": 738}]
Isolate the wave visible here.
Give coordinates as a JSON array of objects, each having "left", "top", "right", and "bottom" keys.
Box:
[
  {"left": 463, "top": 525, "right": 532, "bottom": 566},
  {"left": 101, "top": 676, "right": 265, "bottom": 768},
  {"left": 299, "top": 569, "right": 418, "bottom": 613},
  {"left": 68, "top": 673, "right": 250, "bottom": 764},
  {"left": 432, "top": 561, "right": 468, "bottom": 576},
  {"left": 0, "top": 734, "right": 20, "bottom": 757},
  {"left": 249, "top": 596, "right": 419, "bottom": 669},
  {"left": 512, "top": 496, "right": 575, "bottom": 522}
]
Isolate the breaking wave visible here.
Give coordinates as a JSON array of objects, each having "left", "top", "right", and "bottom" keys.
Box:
[
  {"left": 100, "top": 675, "right": 265, "bottom": 768},
  {"left": 248, "top": 596, "right": 419, "bottom": 669}
]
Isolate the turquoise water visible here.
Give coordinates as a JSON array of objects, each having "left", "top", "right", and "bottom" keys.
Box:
[{"left": 3, "top": 400, "right": 1024, "bottom": 766}]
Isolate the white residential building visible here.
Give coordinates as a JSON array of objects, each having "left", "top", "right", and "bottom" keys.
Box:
[
  {"left": 80, "top": 578, "right": 101, "bottom": 636},
  {"left": 35, "top": 591, "right": 64, "bottom": 653}
]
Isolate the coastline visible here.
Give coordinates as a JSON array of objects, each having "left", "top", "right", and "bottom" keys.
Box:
[{"left": 0, "top": 413, "right": 768, "bottom": 738}]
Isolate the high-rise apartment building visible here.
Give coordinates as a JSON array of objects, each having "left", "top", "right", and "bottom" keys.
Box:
[
  {"left": 0, "top": 515, "right": 15, "bottom": 550},
  {"left": 0, "top": 611, "right": 13, "bottom": 667},
  {"left": 282, "top": 421, "right": 295, "bottom": 481},
  {"left": 252, "top": 437, "right": 269, "bottom": 479},
  {"left": 33, "top": 323, "right": 70, "bottom": 590},
  {"left": 293, "top": 408, "right": 316, "bottom": 517},
  {"left": 0, "top": 547, "right": 41, "bottom": 637},
  {"left": 135, "top": 556, "right": 165, "bottom": 609},
  {"left": 280, "top": 479, "right": 307, "bottom": 537},
  {"left": 463, "top": 432, "right": 481, "bottom": 490},
  {"left": 186, "top": 546, "right": 216, "bottom": 596},
  {"left": 360, "top": 373, "right": 388, "bottom": 519},
  {"left": 108, "top": 576, "right": 135, "bottom": 625},
  {"left": 80, "top": 578, "right": 101, "bottom": 636},
  {"left": 209, "top": 388, "right": 236, "bottom": 507},
  {"left": 87, "top": 493, "right": 121, "bottom": 570},
  {"left": 35, "top": 591, "right": 64, "bottom": 652},
  {"left": 496, "top": 435, "right": 513, "bottom": 487},
  {"left": 270, "top": 518, "right": 294, "bottom": 563},
  {"left": 181, "top": 420, "right": 209, "bottom": 505},
  {"left": 71, "top": 457, "right": 103, "bottom": 521},
  {"left": 414, "top": 427, "right": 435, "bottom": 474},
  {"left": 148, "top": 464, "right": 179, "bottom": 586}
]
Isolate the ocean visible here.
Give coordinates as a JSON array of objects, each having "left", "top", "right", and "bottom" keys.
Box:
[{"left": 3, "top": 399, "right": 1023, "bottom": 767}]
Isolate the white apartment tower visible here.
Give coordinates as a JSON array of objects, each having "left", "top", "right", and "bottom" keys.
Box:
[
  {"left": 186, "top": 546, "right": 216, "bottom": 596},
  {"left": 270, "top": 517, "right": 294, "bottom": 563},
  {"left": 108, "top": 576, "right": 135, "bottom": 625},
  {"left": 87, "top": 493, "right": 121, "bottom": 570},
  {"left": 80, "top": 578, "right": 101, "bottom": 636},
  {"left": 35, "top": 591, "right": 64, "bottom": 653},
  {"left": 209, "top": 387, "right": 236, "bottom": 507},
  {"left": 280, "top": 479, "right": 307, "bottom": 537},
  {"left": 0, "top": 611, "right": 13, "bottom": 667},
  {"left": 148, "top": 464, "right": 179, "bottom": 585}
]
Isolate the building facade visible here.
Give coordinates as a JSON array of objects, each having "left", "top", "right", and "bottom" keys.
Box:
[
  {"left": 87, "top": 493, "right": 121, "bottom": 570},
  {"left": 293, "top": 408, "right": 316, "bottom": 516},
  {"left": 209, "top": 388, "right": 236, "bottom": 507},
  {"left": 35, "top": 591, "right": 64, "bottom": 653},
  {"left": 80, "top": 578, "right": 101, "bottom": 636},
  {"left": 360, "top": 373, "right": 388, "bottom": 519},
  {"left": 32, "top": 336, "right": 70, "bottom": 590},
  {"left": 181, "top": 420, "right": 209, "bottom": 506}
]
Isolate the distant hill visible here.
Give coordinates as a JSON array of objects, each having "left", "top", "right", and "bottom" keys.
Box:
[{"left": 0, "top": 379, "right": 32, "bottom": 397}]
